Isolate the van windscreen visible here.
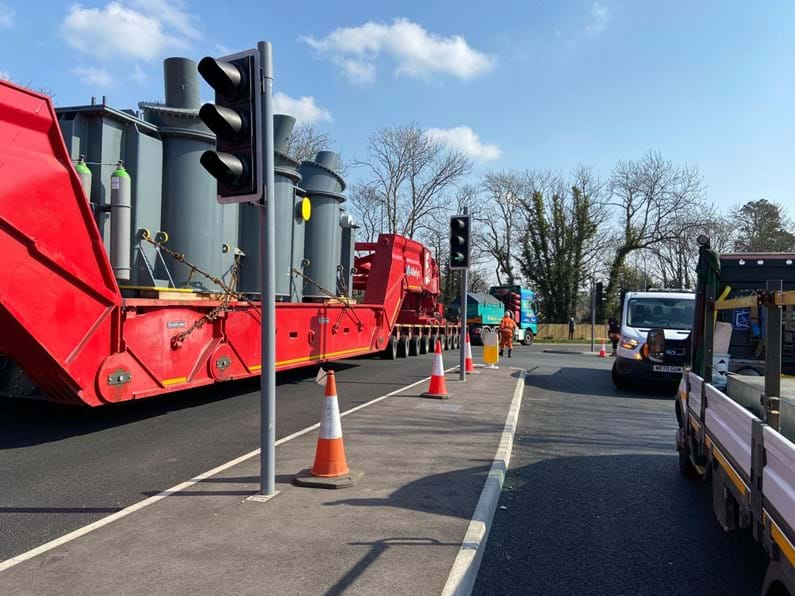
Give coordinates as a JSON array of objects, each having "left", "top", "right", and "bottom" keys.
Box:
[{"left": 627, "top": 298, "right": 694, "bottom": 330}]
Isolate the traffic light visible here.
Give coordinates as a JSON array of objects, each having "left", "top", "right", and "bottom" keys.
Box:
[
  {"left": 198, "top": 49, "right": 263, "bottom": 204},
  {"left": 449, "top": 215, "right": 471, "bottom": 269},
  {"left": 595, "top": 281, "right": 604, "bottom": 305}
]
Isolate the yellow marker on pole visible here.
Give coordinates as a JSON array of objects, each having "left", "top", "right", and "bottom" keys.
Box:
[{"left": 482, "top": 329, "right": 499, "bottom": 368}]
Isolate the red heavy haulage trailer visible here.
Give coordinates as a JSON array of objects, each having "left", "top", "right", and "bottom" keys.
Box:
[{"left": 0, "top": 83, "right": 459, "bottom": 407}]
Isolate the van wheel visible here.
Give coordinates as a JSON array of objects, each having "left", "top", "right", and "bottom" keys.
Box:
[{"left": 612, "top": 363, "right": 631, "bottom": 390}]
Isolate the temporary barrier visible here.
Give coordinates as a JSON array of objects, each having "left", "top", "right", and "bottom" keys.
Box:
[{"left": 482, "top": 330, "right": 499, "bottom": 368}]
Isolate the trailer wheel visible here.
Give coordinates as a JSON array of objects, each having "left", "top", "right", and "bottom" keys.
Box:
[
  {"left": 419, "top": 336, "right": 429, "bottom": 354},
  {"left": 443, "top": 335, "right": 451, "bottom": 350},
  {"left": 409, "top": 336, "right": 420, "bottom": 356},
  {"left": 397, "top": 336, "right": 410, "bottom": 358},
  {"left": 383, "top": 337, "right": 398, "bottom": 360},
  {"left": 678, "top": 437, "right": 698, "bottom": 478},
  {"left": 453, "top": 334, "right": 460, "bottom": 349},
  {"left": 763, "top": 560, "right": 795, "bottom": 596},
  {"left": 430, "top": 334, "right": 439, "bottom": 352},
  {"left": 522, "top": 331, "right": 534, "bottom": 346}
]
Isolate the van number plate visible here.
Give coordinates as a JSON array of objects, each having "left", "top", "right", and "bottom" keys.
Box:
[{"left": 653, "top": 365, "right": 682, "bottom": 373}]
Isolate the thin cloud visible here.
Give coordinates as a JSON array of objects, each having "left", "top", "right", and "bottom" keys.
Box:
[
  {"left": 425, "top": 126, "right": 502, "bottom": 161},
  {"left": 0, "top": 70, "right": 10, "bottom": 81},
  {"left": 273, "top": 92, "right": 332, "bottom": 124},
  {"left": 61, "top": 1, "right": 200, "bottom": 62},
  {"left": 73, "top": 66, "right": 113, "bottom": 88},
  {"left": 130, "top": 64, "right": 147, "bottom": 85},
  {"left": 0, "top": 3, "right": 13, "bottom": 28},
  {"left": 303, "top": 18, "right": 494, "bottom": 84},
  {"left": 585, "top": 2, "right": 610, "bottom": 35}
]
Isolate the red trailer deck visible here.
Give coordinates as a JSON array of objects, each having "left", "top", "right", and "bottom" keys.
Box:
[{"left": 0, "top": 81, "right": 458, "bottom": 406}]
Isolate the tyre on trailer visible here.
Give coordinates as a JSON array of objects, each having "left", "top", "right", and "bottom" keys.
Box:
[
  {"left": 397, "top": 335, "right": 410, "bottom": 358},
  {"left": 443, "top": 334, "right": 451, "bottom": 350},
  {"left": 383, "top": 336, "right": 398, "bottom": 360},
  {"left": 453, "top": 333, "right": 460, "bottom": 349},
  {"left": 419, "top": 335, "right": 429, "bottom": 354},
  {"left": 430, "top": 334, "right": 439, "bottom": 352},
  {"left": 762, "top": 560, "right": 795, "bottom": 596},
  {"left": 522, "top": 330, "right": 534, "bottom": 346},
  {"left": 409, "top": 336, "right": 421, "bottom": 356}
]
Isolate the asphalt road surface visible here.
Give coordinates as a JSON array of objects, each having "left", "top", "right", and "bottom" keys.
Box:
[
  {"left": 0, "top": 351, "right": 440, "bottom": 562},
  {"left": 475, "top": 346, "right": 769, "bottom": 596}
]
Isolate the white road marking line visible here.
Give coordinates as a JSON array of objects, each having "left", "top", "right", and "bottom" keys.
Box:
[
  {"left": 441, "top": 370, "right": 526, "bottom": 596},
  {"left": 0, "top": 370, "right": 442, "bottom": 574}
]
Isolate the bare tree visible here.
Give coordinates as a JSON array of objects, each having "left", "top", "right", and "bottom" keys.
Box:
[
  {"left": 356, "top": 122, "right": 471, "bottom": 239},
  {"left": 604, "top": 151, "right": 706, "bottom": 312},
  {"left": 348, "top": 184, "right": 382, "bottom": 243},
  {"left": 285, "top": 123, "right": 335, "bottom": 163},
  {"left": 478, "top": 171, "right": 523, "bottom": 285}
]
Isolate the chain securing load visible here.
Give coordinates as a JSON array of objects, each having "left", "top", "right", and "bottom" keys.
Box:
[{"left": 140, "top": 232, "right": 257, "bottom": 349}]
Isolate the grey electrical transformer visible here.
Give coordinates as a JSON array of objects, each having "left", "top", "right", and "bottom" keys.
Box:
[
  {"left": 56, "top": 100, "right": 163, "bottom": 287},
  {"left": 300, "top": 152, "right": 346, "bottom": 300},
  {"left": 238, "top": 114, "right": 306, "bottom": 300},
  {"left": 140, "top": 57, "right": 235, "bottom": 291}
]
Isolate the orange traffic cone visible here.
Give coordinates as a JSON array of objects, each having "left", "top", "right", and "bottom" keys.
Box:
[
  {"left": 599, "top": 339, "right": 607, "bottom": 358},
  {"left": 294, "top": 371, "right": 362, "bottom": 488},
  {"left": 421, "top": 339, "right": 449, "bottom": 399},
  {"left": 465, "top": 331, "right": 474, "bottom": 374}
]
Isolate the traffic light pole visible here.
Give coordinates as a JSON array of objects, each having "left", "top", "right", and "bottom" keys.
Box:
[
  {"left": 590, "top": 279, "right": 596, "bottom": 353},
  {"left": 258, "top": 41, "right": 276, "bottom": 497},
  {"left": 459, "top": 268, "right": 468, "bottom": 382}
]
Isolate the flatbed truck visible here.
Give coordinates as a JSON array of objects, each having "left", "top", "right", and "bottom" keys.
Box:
[{"left": 662, "top": 237, "right": 795, "bottom": 595}]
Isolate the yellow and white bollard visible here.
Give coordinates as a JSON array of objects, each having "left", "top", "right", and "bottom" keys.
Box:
[{"left": 482, "top": 329, "right": 500, "bottom": 368}]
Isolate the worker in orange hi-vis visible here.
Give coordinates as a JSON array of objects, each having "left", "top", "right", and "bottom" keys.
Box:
[{"left": 498, "top": 311, "right": 517, "bottom": 358}]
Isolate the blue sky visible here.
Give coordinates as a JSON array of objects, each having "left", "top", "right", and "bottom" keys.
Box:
[{"left": 2, "top": 1, "right": 794, "bottom": 212}]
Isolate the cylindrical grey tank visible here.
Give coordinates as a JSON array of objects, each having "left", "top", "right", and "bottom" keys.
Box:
[
  {"left": 301, "top": 151, "right": 346, "bottom": 300},
  {"left": 110, "top": 162, "right": 132, "bottom": 281},
  {"left": 238, "top": 115, "right": 305, "bottom": 300},
  {"left": 141, "top": 57, "right": 232, "bottom": 290},
  {"left": 164, "top": 57, "right": 201, "bottom": 109},
  {"left": 339, "top": 214, "right": 357, "bottom": 297}
]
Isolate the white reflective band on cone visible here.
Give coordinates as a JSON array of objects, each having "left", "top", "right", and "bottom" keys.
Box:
[
  {"left": 432, "top": 354, "right": 445, "bottom": 376},
  {"left": 466, "top": 339, "right": 472, "bottom": 359},
  {"left": 320, "top": 394, "right": 343, "bottom": 439}
]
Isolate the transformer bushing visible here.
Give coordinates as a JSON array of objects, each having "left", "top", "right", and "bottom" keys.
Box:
[
  {"left": 237, "top": 115, "right": 306, "bottom": 300},
  {"left": 300, "top": 152, "right": 346, "bottom": 300},
  {"left": 140, "top": 57, "right": 237, "bottom": 290}
]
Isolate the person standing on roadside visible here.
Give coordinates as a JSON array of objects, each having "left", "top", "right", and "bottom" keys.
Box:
[
  {"left": 499, "top": 311, "right": 517, "bottom": 358},
  {"left": 608, "top": 315, "right": 621, "bottom": 355},
  {"left": 568, "top": 316, "right": 576, "bottom": 340}
]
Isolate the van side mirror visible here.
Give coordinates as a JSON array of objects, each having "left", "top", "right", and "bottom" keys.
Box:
[{"left": 646, "top": 328, "right": 665, "bottom": 363}]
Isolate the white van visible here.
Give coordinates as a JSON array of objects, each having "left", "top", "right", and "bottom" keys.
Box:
[{"left": 612, "top": 290, "right": 695, "bottom": 390}]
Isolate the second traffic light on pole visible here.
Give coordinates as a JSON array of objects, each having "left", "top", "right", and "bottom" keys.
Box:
[
  {"left": 449, "top": 215, "right": 471, "bottom": 270},
  {"left": 198, "top": 49, "right": 263, "bottom": 204}
]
